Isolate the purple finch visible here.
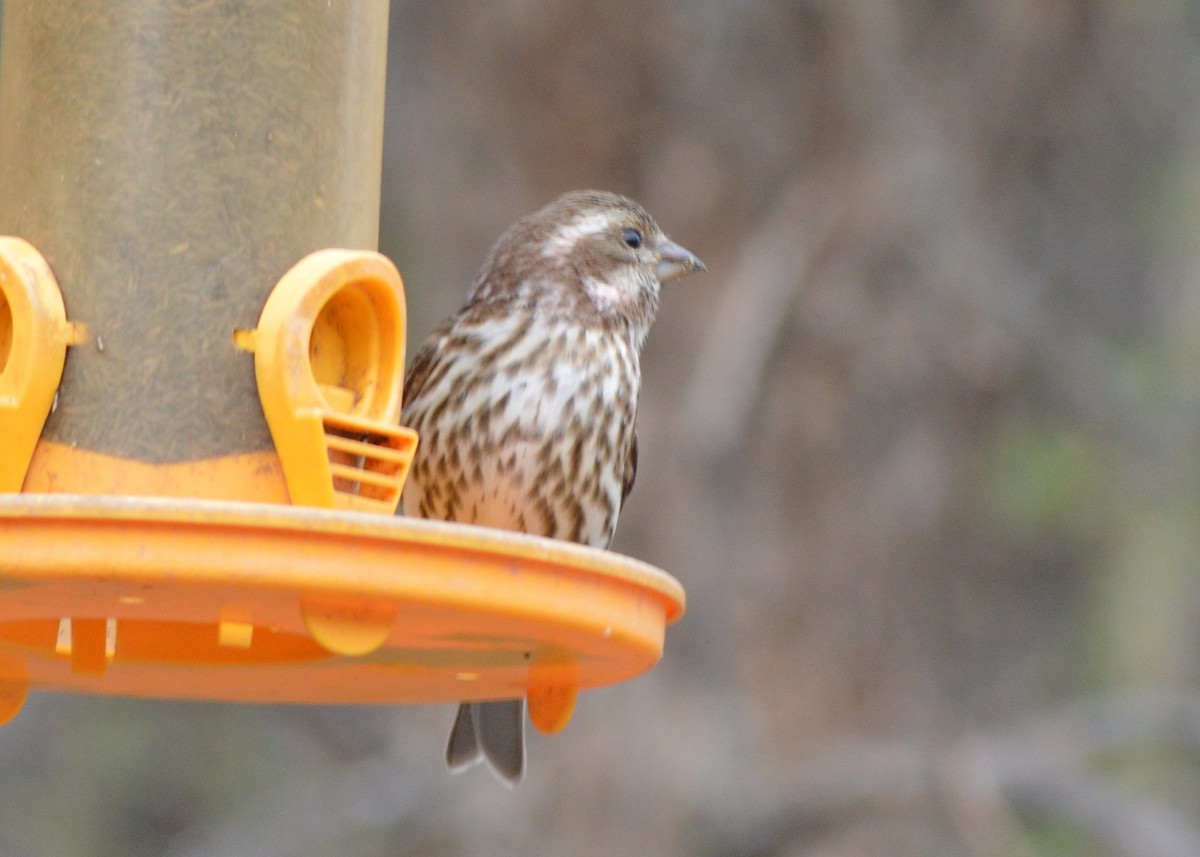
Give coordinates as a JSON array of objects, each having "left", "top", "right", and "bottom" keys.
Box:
[{"left": 400, "top": 190, "right": 704, "bottom": 784}]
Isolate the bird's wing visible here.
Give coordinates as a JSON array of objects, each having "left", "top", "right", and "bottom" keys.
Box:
[
  {"left": 621, "top": 431, "right": 638, "bottom": 509},
  {"left": 401, "top": 319, "right": 453, "bottom": 409}
]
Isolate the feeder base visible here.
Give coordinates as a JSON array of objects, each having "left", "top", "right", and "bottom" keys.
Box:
[{"left": 0, "top": 495, "right": 684, "bottom": 731}]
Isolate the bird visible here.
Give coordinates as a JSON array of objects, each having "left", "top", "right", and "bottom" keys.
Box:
[{"left": 400, "top": 190, "right": 704, "bottom": 785}]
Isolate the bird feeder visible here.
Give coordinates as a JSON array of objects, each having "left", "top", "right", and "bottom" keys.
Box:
[{"left": 0, "top": 1, "right": 683, "bottom": 735}]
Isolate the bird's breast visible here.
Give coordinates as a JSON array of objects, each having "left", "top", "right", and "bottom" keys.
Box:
[{"left": 401, "top": 326, "right": 639, "bottom": 548}]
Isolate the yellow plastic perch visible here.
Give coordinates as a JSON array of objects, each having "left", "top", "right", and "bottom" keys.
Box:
[{"left": 0, "top": 495, "right": 686, "bottom": 730}]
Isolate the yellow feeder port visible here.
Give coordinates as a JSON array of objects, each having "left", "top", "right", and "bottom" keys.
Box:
[
  {"left": 0, "top": 0, "right": 684, "bottom": 738},
  {"left": 242, "top": 248, "right": 418, "bottom": 514},
  {"left": 0, "top": 237, "right": 86, "bottom": 493}
]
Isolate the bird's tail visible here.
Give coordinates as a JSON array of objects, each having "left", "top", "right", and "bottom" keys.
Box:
[{"left": 445, "top": 699, "right": 525, "bottom": 785}]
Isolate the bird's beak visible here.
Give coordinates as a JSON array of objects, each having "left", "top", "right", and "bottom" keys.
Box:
[{"left": 655, "top": 238, "right": 706, "bottom": 282}]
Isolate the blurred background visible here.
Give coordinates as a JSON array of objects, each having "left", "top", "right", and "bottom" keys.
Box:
[{"left": 3, "top": 1, "right": 1200, "bottom": 855}]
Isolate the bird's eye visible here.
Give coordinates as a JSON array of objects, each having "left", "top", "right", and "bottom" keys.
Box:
[{"left": 621, "top": 228, "right": 643, "bottom": 249}]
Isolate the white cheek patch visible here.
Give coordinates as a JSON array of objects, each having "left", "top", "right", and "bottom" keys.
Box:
[
  {"left": 541, "top": 212, "right": 610, "bottom": 258},
  {"left": 582, "top": 275, "right": 623, "bottom": 311}
]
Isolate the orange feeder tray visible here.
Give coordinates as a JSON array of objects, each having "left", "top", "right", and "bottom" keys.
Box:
[{"left": 0, "top": 495, "right": 684, "bottom": 732}]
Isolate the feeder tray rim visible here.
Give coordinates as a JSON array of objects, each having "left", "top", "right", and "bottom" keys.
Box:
[{"left": 0, "top": 493, "right": 685, "bottom": 621}]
